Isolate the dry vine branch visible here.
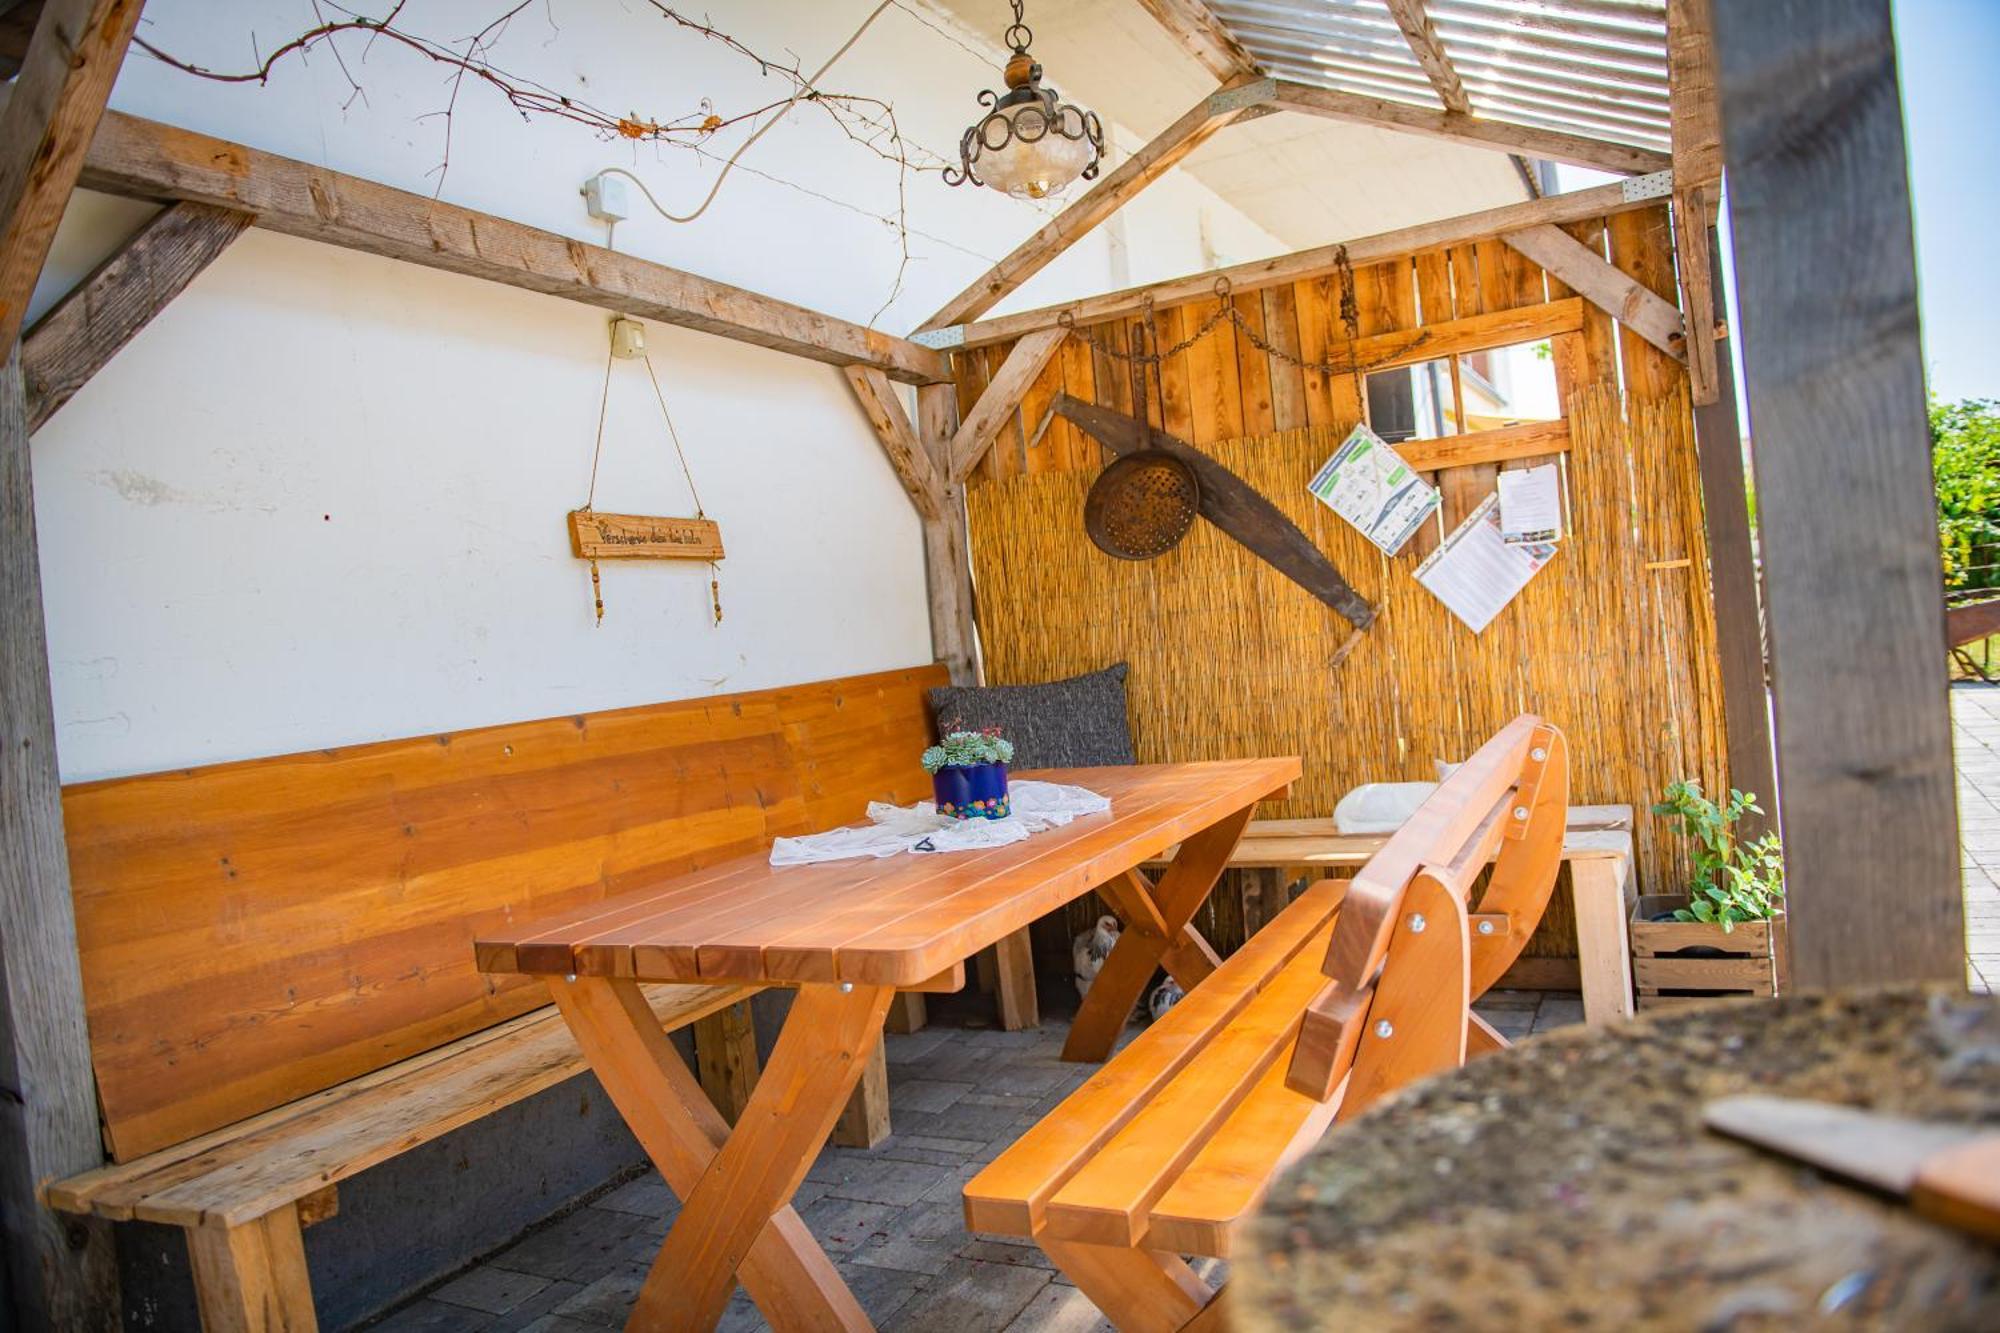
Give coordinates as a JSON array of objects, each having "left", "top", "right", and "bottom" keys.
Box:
[{"left": 135, "top": 1, "right": 959, "bottom": 322}]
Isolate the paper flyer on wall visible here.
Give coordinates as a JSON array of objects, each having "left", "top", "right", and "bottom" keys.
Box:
[
  {"left": 1306, "top": 424, "right": 1441, "bottom": 556},
  {"left": 1496, "top": 463, "right": 1563, "bottom": 544},
  {"left": 1414, "top": 493, "right": 1557, "bottom": 633}
]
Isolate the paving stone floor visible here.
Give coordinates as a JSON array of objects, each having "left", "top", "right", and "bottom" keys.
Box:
[
  {"left": 369, "top": 688, "right": 2000, "bottom": 1330},
  {"left": 1953, "top": 684, "right": 2000, "bottom": 993},
  {"left": 365, "top": 991, "right": 1583, "bottom": 1332}
]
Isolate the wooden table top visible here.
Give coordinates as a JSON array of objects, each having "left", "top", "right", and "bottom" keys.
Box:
[
  {"left": 476, "top": 758, "right": 1299, "bottom": 988},
  {"left": 1236, "top": 985, "right": 2000, "bottom": 1331}
]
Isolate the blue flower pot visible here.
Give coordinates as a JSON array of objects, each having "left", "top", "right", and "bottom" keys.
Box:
[{"left": 933, "top": 762, "right": 1010, "bottom": 820}]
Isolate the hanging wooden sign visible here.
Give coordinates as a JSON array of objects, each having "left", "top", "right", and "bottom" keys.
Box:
[{"left": 568, "top": 509, "right": 725, "bottom": 561}]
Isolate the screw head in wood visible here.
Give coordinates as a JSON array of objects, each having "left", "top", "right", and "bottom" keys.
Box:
[
  {"left": 1477, "top": 920, "right": 1497, "bottom": 936},
  {"left": 840, "top": 982, "right": 854, "bottom": 993},
  {"left": 1373, "top": 1019, "right": 1394, "bottom": 1039},
  {"left": 1513, "top": 806, "right": 1530, "bottom": 820},
  {"left": 565, "top": 973, "right": 577, "bottom": 983},
  {"left": 1407, "top": 913, "right": 1427, "bottom": 933},
  {"left": 1531, "top": 747, "right": 1547, "bottom": 762}
]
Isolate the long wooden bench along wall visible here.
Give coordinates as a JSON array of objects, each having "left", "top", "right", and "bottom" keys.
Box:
[
  {"left": 952, "top": 204, "right": 1726, "bottom": 967},
  {"left": 63, "top": 663, "right": 943, "bottom": 1163}
]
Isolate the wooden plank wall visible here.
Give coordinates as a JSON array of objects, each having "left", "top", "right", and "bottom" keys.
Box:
[
  {"left": 955, "top": 206, "right": 1727, "bottom": 963},
  {"left": 62, "top": 665, "right": 945, "bottom": 1161}
]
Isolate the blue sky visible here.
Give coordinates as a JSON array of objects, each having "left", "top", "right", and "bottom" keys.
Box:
[{"left": 1897, "top": 0, "right": 1998, "bottom": 405}]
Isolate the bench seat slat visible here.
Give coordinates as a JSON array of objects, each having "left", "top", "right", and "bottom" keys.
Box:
[
  {"left": 51, "top": 982, "right": 755, "bottom": 1229},
  {"left": 963, "top": 881, "right": 1344, "bottom": 1239},
  {"left": 1145, "top": 1051, "right": 1344, "bottom": 1258},
  {"left": 1040, "top": 915, "right": 1339, "bottom": 1248}
]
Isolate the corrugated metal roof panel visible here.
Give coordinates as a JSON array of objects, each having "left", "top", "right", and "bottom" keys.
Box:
[{"left": 1210, "top": 0, "right": 1671, "bottom": 151}]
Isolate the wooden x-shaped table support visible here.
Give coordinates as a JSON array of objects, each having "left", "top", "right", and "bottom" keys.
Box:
[
  {"left": 552, "top": 976, "right": 891, "bottom": 1332},
  {"left": 1060, "top": 803, "right": 1256, "bottom": 1063}
]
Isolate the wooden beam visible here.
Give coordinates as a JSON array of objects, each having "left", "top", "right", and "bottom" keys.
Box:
[
  {"left": 1272, "top": 80, "right": 1671, "bottom": 177},
  {"left": 1667, "top": 0, "right": 1723, "bottom": 404},
  {"left": 1666, "top": 0, "right": 1723, "bottom": 191},
  {"left": 1132, "top": 0, "right": 1258, "bottom": 82},
  {"left": 1673, "top": 185, "right": 1722, "bottom": 404},
  {"left": 918, "top": 79, "right": 1273, "bottom": 334},
  {"left": 1501, "top": 224, "right": 1685, "bottom": 362},
  {"left": 954, "top": 175, "right": 1666, "bottom": 348},
  {"left": 1713, "top": 0, "right": 1962, "bottom": 986},
  {"left": 842, "top": 367, "right": 943, "bottom": 521},
  {"left": 0, "top": 349, "right": 120, "bottom": 1328},
  {"left": 919, "top": 383, "right": 977, "bottom": 686},
  {"left": 23, "top": 201, "right": 251, "bottom": 432},
  {"left": 1397, "top": 418, "right": 1570, "bottom": 472},
  {"left": 75, "top": 111, "right": 949, "bottom": 386},
  {"left": 949, "top": 328, "right": 1067, "bottom": 484},
  {"left": 1384, "top": 0, "right": 1471, "bottom": 114},
  {"left": 1687, "top": 222, "right": 1776, "bottom": 841},
  {"left": 0, "top": 0, "right": 146, "bottom": 352}
]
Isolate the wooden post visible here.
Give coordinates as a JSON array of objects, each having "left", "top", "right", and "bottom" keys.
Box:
[
  {"left": 1689, "top": 221, "right": 1777, "bottom": 837},
  {"left": 919, "top": 382, "right": 977, "bottom": 687},
  {"left": 1712, "top": 0, "right": 1963, "bottom": 986},
  {"left": 0, "top": 348, "right": 119, "bottom": 1328}
]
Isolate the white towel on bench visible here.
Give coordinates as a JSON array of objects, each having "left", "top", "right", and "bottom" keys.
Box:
[{"left": 770, "top": 781, "right": 1110, "bottom": 866}]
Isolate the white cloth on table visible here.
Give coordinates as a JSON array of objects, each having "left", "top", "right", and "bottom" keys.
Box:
[{"left": 769, "top": 780, "right": 1111, "bottom": 866}]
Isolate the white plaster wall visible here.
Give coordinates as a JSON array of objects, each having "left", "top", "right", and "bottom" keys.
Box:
[{"left": 26, "top": 0, "right": 1289, "bottom": 781}]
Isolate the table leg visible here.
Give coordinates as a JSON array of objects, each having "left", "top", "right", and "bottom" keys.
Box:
[
  {"left": 550, "top": 977, "right": 886, "bottom": 1332},
  {"left": 1572, "top": 853, "right": 1636, "bottom": 1023},
  {"left": 1063, "top": 803, "right": 1255, "bottom": 1063}
]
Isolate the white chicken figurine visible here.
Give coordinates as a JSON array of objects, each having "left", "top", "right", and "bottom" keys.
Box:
[{"left": 1072, "top": 914, "right": 1120, "bottom": 999}]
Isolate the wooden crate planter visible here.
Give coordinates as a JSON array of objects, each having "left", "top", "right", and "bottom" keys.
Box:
[{"left": 1630, "top": 894, "right": 1783, "bottom": 1010}]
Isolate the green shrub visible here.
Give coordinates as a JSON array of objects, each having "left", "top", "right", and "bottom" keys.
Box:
[
  {"left": 1933, "top": 398, "right": 2000, "bottom": 593},
  {"left": 1651, "top": 780, "right": 1785, "bottom": 931}
]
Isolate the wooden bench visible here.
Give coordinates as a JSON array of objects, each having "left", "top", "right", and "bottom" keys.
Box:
[
  {"left": 47, "top": 665, "right": 943, "bottom": 1331},
  {"left": 965, "top": 715, "right": 1569, "bottom": 1331},
  {"left": 1194, "top": 803, "right": 1636, "bottom": 1022}
]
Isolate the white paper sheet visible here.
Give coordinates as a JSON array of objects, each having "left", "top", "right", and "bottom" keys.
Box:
[
  {"left": 1307, "top": 424, "right": 1441, "bottom": 556},
  {"left": 1414, "top": 494, "right": 1556, "bottom": 633},
  {"left": 1497, "top": 463, "right": 1563, "bottom": 544}
]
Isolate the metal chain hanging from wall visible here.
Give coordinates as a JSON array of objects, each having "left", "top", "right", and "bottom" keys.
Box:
[{"left": 1055, "top": 249, "right": 1410, "bottom": 393}]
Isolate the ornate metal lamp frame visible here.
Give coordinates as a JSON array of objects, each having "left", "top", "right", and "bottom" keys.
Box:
[{"left": 943, "top": 1, "right": 1104, "bottom": 193}]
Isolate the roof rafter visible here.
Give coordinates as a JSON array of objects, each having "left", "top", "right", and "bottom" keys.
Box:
[
  {"left": 1271, "top": 79, "right": 1669, "bottom": 175},
  {"left": 75, "top": 110, "right": 950, "bottom": 384},
  {"left": 916, "top": 76, "right": 1273, "bottom": 335},
  {"left": 1383, "top": 0, "right": 1472, "bottom": 113},
  {"left": 1132, "top": 0, "right": 1259, "bottom": 81},
  {"left": 948, "top": 173, "right": 1673, "bottom": 349}
]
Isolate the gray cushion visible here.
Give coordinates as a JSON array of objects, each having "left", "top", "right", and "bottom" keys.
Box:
[{"left": 928, "top": 664, "right": 1137, "bottom": 771}]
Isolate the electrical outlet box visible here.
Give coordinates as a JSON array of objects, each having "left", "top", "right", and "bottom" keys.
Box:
[
  {"left": 583, "top": 172, "right": 630, "bottom": 223},
  {"left": 610, "top": 318, "right": 646, "bottom": 360}
]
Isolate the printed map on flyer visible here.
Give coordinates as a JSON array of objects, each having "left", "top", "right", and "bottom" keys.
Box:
[{"left": 1306, "top": 424, "right": 1441, "bottom": 556}]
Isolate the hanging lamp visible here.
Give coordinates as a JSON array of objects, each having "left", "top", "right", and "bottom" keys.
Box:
[{"left": 943, "top": 0, "right": 1104, "bottom": 200}]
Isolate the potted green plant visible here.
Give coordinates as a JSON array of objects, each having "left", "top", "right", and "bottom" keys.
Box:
[
  {"left": 922, "top": 724, "right": 1015, "bottom": 820},
  {"left": 1631, "top": 781, "right": 1787, "bottom": 1009}
]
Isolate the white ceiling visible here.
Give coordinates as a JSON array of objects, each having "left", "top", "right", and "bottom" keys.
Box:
[{"left": 923, "top": 0, "right": 1532, "bottom": 252}]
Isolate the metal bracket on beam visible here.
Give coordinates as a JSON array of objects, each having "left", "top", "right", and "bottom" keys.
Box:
[
  {"left": 909, "top": 325, "right": 967, "bottom": 351},
  {"left": 1209, "top": 77, "right": 1280, "bottom": 115},
  {"left": 1621, "top": 170, "right": 1675, "bottom": 203}
]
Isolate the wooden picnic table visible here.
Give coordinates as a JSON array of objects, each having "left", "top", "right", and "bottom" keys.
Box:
[{"left": 475, "top": 757, "right": 1298, "bottom": 1332}]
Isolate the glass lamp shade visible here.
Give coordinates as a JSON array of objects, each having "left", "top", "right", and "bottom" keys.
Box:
[{"left": 977, "top": 101, "right": 1096, "bottom": 199}]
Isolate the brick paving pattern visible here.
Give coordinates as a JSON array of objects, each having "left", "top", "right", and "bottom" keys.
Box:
[
  {"left": 370, "top": 690, "right": 1999, "bottom": 1331},
  {"left": 366, "top": 991, "right": 1581, "bottom": 1332}
]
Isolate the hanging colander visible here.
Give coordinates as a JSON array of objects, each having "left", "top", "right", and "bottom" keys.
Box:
[{"left": 1083, "top": 448, "right": 1200, "bottom": 560}]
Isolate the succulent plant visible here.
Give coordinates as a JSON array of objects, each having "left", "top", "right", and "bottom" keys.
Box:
[{"left": 921, "top": 723, "right": 1015, "bottom": 773}]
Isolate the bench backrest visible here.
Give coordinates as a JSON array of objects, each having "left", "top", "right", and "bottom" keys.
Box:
[
  {"left": 1286, "top": 714, "right": 1569, "bottom": 1109},
  {"left": 63, "top": 664, "right": 945, "bottom": 1161}
]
